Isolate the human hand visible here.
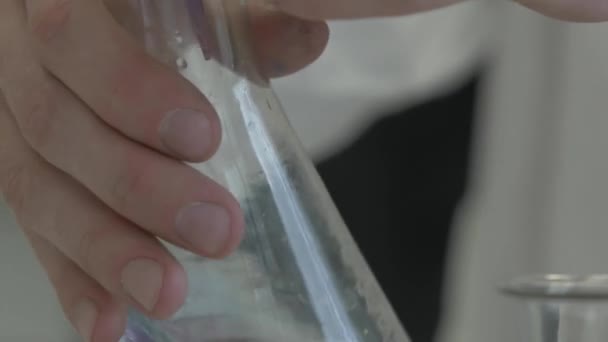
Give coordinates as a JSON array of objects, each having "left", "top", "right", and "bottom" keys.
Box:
[
  {"left": 273, "top": 0, "right": 608, "bottom": 22},
  {"left": 0, "top": 0, "right": 327, "bottom": 340}
]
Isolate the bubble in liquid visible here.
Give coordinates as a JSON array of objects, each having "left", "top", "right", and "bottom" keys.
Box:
[{"left": 176, "top": 58, "right": 188, "bottom": 69}]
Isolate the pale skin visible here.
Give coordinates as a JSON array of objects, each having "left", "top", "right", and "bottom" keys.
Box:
[{"left": 0, "top": 0, "right": 605, "bottom": 341}]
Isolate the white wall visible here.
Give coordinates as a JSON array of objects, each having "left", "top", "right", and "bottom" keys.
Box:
[{"left": 438, "top": 5, "right": 608, "bottom": 342}]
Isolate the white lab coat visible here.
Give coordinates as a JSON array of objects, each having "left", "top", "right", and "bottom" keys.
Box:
[{"left": 2, "top": 1, "right": 608, "bottom": 341}]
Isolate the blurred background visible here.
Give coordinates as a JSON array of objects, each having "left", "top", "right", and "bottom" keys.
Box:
[{"left": 3, "top": 1, "right": 608, "bottom": 341}]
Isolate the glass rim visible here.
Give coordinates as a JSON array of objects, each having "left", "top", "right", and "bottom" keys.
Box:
[{"left": 500, "top": 274, "right": 608, "bottom": 300}]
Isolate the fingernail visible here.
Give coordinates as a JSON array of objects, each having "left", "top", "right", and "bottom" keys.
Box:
[
  {"left": 72, "top": 299, "right": 97, "bottom": 342},
  {"left": 121, "top": 259, "right": 164, "bottom": 311},
  {"left": 159, "top": 108, "right": 213, "bottom": 160},
  {"left": 175, "top": 203, "right": 232, "bottom": 256}
]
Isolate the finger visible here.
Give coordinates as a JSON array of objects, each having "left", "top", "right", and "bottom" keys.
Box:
[
  {"left": 0, "top": 94, "right": 187, "bottom": 318},
  {"left": 246, "top": 2, "right": 329, "bottom": 78},
  {"left": 25, "top": 232, "right": 126, "bottom": 342},
  {"left": 25, "top": 0, "right": 221, "bottom": 162},
  {"left": 1, "top": 0, "right": 245, "bottom": 258},
  {"left": 272, "top": 0, "right": 462, "bottom": 19},
  {"left": 190, "top": 0, "right": 329, "bottom": 78},
  {"left": 1, "top": 46, "right": 244, "bottom": 258},
  {"left": 516, "top": 0, "right": 608, "bottom": 22},
  {"left": 23, "top": 0, "right": 327, "bottom": 165},
  {"left": 103, "top": 0, "right": 328, "bottom": 78}
]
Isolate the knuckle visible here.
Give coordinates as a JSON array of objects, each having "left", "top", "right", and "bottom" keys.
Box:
[
  {"left": 76, "top": 226, "right": 105, "bottom": 275},
  {"left": 52, "top": 258, "right": 78, "bottom": 294},
  {"left": 28, "top": 0, "right": 74, "bottom": 44},
  {"left": 108, "top": 51, "right": 160, "bottom": 107},
  {"left": 109, "top": 157, "right": 153, "bottom": 213},
  {"left": 17, "top": 86, "right": 57, "bottom": 151}
]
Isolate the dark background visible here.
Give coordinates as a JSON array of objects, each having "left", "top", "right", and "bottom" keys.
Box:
[{"left": 316, "top": 72, "right": 482, "bottom": 342}]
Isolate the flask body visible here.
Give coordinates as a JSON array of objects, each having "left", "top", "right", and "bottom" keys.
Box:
[{"left": 121, "top": 1, "right": 409, "bottom": 341}]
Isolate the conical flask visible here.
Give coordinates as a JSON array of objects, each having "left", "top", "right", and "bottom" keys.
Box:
[
  {"left": 118, "top": 0, "right": 410, "bottom": 341},
  {"left": 502, "top": 274, "right": 608, "bottom": 342}
]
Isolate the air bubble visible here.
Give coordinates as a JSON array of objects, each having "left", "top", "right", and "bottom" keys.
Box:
[{"left": 176, "top": 58, "right": 188, "bottom": 69}]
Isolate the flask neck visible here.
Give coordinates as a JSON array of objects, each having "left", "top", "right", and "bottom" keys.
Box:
[{"left": 134, "top": 0, "right": 266, "bottom": 84}]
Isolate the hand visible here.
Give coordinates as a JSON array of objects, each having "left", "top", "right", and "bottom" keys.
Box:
[
  {"left": 273, "top": 0, "right": 608, "bottom": 22},
  {"left": 0, "top": 0, "right": 327, "bottom": 340}
]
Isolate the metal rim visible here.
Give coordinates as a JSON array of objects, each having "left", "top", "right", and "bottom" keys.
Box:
[{"left": 501, "top": 274, "right": 608, "bottom": 300}]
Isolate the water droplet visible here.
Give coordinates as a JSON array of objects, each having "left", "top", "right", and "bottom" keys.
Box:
[
  {"left": 176, "top": 58, "right": 188, "bottom": 69},
  {"left": 175, "top": 35, "right": 184, "bottom": 44}
]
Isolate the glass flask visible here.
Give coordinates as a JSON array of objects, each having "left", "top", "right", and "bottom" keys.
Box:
[
  {"left": 502, "top": 274, "right": 608, "bottom": 342},
  {"left": 119, "top": 0, "right": 410, "bottom": 341}
]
